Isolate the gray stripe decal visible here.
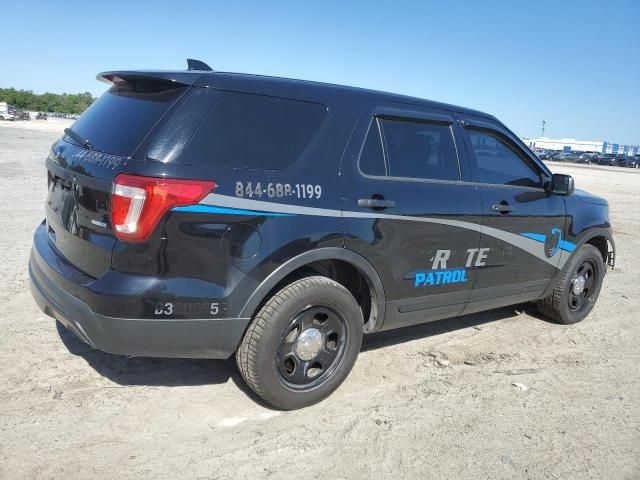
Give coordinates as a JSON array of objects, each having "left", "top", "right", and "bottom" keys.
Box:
[{"left": 199, "top": 193, "right": 565, "bottom": 268}]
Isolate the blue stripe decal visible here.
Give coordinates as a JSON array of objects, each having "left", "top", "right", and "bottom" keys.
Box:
[
  {"left": 172, "top": 205, "right": 294, "bottom": 217},
  {"left": 520, "top": 232, "right": 546, "bottom": 243},
  {"left": 559, "top": 240, "right": 576, "bottom": 252},
  {"left": 520, "top": 232, "right": 576, "bottom": 253}
]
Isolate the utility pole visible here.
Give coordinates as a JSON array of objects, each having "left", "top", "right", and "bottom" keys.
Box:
[{"left": 541, "top": 120, "right": 546, "bottom": 137}]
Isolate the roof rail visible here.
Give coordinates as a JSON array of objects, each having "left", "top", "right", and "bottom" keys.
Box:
[{"left": 187, "top": 59, "right": 213, "bottom": 71}]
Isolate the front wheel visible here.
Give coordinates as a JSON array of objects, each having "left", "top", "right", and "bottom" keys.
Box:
[
  {"left": 236, "top": 276, "right": 363, "bottom": 410},
  {"left": 537, "top": 244, "right": 605, "bottom": 324}
]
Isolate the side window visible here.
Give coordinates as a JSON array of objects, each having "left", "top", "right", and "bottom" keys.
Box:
[
  {"left": 183, "top": 92, "right": 326, "bottom": 169},
  {"left": 380, "top": 118, "right": 460, "bottom": 181},
  {"left": 359, "top": 119, "right": 386, "bottom": 176},
  {"left": 466, "top": 129, "right": 541, "bottom": 188}
]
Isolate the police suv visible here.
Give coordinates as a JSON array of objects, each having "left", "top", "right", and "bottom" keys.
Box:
[{"left": 29, "top": 60, "right": 615, "bottom": 409}]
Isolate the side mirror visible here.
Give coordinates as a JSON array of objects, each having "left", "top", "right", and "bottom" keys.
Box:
[{"left": 546, "top": 173, "right": 575, "bottom": 195}]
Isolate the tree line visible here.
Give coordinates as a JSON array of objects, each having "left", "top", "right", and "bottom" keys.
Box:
[{"left": 0, "top": 88, "right": 95, "bottom": 114}]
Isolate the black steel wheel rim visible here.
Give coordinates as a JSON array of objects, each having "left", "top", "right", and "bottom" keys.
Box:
[
  {"left": 568, "top": 260, "right": 598, "bottom": 312},
  {"left": 275, "top": 305, "right": 347, "bottom": 390}
]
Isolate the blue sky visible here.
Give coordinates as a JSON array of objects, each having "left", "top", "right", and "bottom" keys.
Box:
[{"left": 2, "top": 0, "right": 638, "bottom": 143}]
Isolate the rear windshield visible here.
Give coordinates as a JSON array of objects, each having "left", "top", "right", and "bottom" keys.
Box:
[
  {"left": 181, "top": 92, "right": 327, "bottom": 169},
  {"left": 67, "top": 84, "right": 188, "bottom": 156}
]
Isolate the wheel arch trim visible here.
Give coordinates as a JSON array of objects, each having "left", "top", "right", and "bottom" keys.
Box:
[
  {"left": 541, "top": 228, "right": 615, "bottom": 299},
  {"left": 574, "top": 228, "right": 615, "bottom": 267},
  {"left": 238, "top": 247, "right": 386, "bottom": 332}
]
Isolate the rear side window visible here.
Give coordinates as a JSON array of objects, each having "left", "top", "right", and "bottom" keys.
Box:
[
  {"left": 358, "top": 117, "right": 460, "bottom": 181},
  {"left": 69, "top": 85, "right": 189, "bottom": 156},
  {"left": 183, "top": 92, "right": 327, "bottom": 169},
  {"left": 379, "top": 118, "right": 460, "bottom": 181},
  {"left": 466, "top": 129, "right": 541, "bottom": 188}
]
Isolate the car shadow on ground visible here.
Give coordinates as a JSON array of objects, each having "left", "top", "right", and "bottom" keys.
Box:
[
  {"left": 56, "top": 303, "right": 545, "bottom": 401},
  {"left": 56, "top": 320, "right": 237, "bottom": 387},
  {"left": 56, "top": 320, "right": 274, "bottom": 407},
  {"left": 362, "top": 303, "right": 542, "bottom": 351}
]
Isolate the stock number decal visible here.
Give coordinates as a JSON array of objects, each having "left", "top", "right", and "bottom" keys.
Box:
[
  {"left": 235, "top": 181, "right": 322, "bottom": 200},
  {"left": 154, "top": 302, "right": 222, "bottom": 317}
]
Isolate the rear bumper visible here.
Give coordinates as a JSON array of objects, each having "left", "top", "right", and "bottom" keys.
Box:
[{"left": 29, "top": 230, "right": 250, "bottom": 359}]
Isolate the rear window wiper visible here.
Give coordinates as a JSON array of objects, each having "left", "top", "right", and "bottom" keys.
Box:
[{"left": 64, "top": 128, "right": 93, "bottom": 150}]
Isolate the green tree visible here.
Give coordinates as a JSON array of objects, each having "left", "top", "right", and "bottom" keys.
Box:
[{"left": 0, "top": 88, "right": 96, "bottom": 114}]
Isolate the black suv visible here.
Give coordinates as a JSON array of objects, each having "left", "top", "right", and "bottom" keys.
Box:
[{"left": 29, "top": 61, "right": 615, "bottom": 409}]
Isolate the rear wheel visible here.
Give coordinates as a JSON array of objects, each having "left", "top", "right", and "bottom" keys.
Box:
[
  {"left": 236, "top": 276, "right": 363, "bottom": 410},
  {"left": 537, "top": 244, "right": 604, "bottom": 324}
]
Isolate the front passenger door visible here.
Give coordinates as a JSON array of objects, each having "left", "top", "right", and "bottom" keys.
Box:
[
  {"left": 459, "top": 118, "right": 567, "bottom": 313},
  {"left": 341, "top": 107, "right": 484, "bottom": 331}
]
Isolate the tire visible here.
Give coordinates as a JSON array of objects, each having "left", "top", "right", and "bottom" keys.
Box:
[
  {"left": 236, "top": 276, "right": 363, "bottom": 410},
  {"left": 536, "top": 244, "right": 605, "bottom": 324}
]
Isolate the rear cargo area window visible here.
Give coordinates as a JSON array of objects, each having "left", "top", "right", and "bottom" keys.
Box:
[
  {"left": 183, "top": 92, "right": 327, "bottom": 169},
  {"left": 68, "top": 85, "right": 189, "bottom": 156}
]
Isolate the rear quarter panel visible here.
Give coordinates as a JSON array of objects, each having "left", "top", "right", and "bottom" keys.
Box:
[{"left": 115, "top": 86, "right": 365, "bottom": 318}]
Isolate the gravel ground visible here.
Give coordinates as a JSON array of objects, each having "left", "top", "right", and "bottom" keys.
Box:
[{"left": 1, "top": 121, "right": 638, "bottom": 480}]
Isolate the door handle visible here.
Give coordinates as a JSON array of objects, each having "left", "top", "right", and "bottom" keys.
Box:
[
  {"left": 491, "top": 202, "right": 515, "bottom": 214},
  {"left": 358, "top": 198, "right": 396, "bottom": 209}
]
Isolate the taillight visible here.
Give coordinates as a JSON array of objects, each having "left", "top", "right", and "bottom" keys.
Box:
[{"left": 111, "top": 174, "right": 216, "bottom": 242}]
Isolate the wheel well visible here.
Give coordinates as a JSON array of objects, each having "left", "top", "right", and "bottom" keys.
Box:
[
  {"left": 264, "top": 259, "right": 378, "bottom": 332},
  {"left": 585, "top": 236, "right": 608, "bottom": 263}
]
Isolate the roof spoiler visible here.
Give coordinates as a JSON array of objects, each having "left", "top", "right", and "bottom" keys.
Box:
[{"left": 97, "top": 59, "right": 214, "bottom": 86}]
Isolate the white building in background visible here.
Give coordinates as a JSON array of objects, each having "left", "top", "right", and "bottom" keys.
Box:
[
  {"left": 521, "top": 136, "right": 639, "bottom": 155},
  {"left": 522, "top": 137, "right": 603, "bottom": 152}
]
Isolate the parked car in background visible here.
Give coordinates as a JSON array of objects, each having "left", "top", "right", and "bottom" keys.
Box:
[
  {"left": 547, "top": 151, "right": 565, "bottom": 161},
  {"left": 597, "top": 154, "right": 617, "bottom": 166},
  {"left": 0, "top": 102, "right": 18, "bottom": 121},
  {"left": 562, "top": 152, "right": 582, "bottom": 162},
  {"left": 552, "top": 152, "right": 575, "bottom": 162},
  {"left": 536, "top": 150, "right": 554, "bottom": 160},
  {"left": 576, "top": 153, "right": 597, "bottom": 164},
  {"left": 615, "top": 155, "right": 639, "bottom": 168}
]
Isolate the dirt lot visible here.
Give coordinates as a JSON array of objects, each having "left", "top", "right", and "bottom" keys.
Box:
[{"left": 1, "top": 121, "right": 638, "bottom": 480}]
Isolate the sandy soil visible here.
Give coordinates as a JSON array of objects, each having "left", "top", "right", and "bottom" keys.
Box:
[
  {"left": 0, "top": 122, "right": 638, "bottom": 480},
  {"left": 0, "top": 117, "right": 73, "bottom": 133}
]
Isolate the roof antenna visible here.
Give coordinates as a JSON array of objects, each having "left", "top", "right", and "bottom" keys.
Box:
[{"left": 187, "top": 59, "right": 213, "bottom": 71}]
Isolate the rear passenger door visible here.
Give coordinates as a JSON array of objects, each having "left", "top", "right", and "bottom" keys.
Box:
[
  {"left": 457, "top": 116, "right": 567, "bottom": 313},
  {"left": 341, "top": 106, "right": 484, "bottom": 331}
]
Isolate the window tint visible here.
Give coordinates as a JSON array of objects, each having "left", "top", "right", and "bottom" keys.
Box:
[
  {"left": 359, "top": 120, "right": 386, "bottom": 176},
  {"left": 184, "top": 92, "right": 326, "bottom": 169},
  {"left": 467, "top": 130, "right": 541, "bottom": 188},
  {"left": 70, "top": 85, "right": 189, "bottom": 156},
  {"left": 380, "top": 118, "right": 459, "bottom": 181}
]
